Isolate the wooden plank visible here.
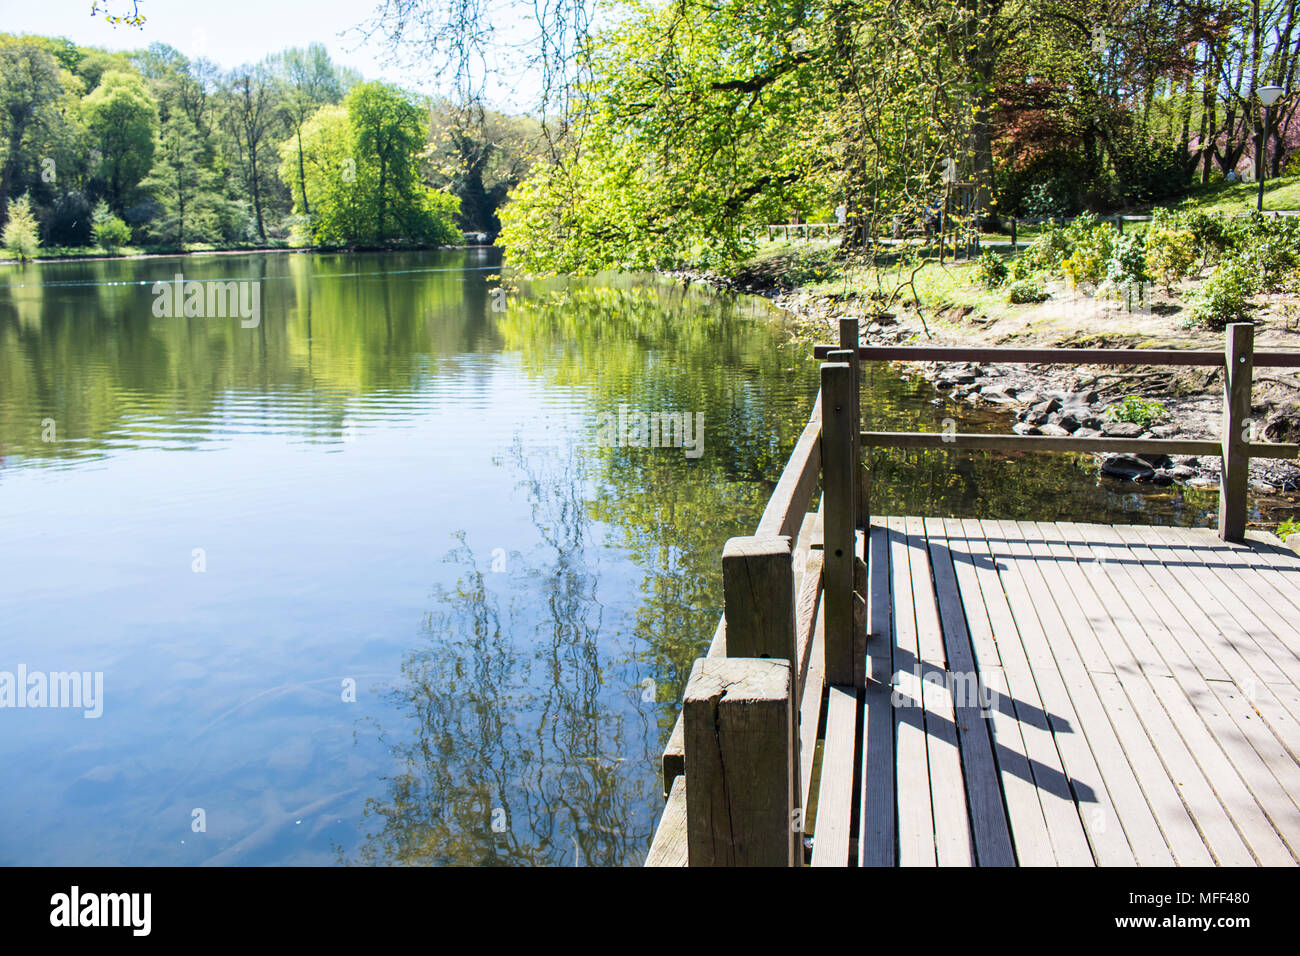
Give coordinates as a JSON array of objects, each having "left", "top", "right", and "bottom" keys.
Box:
[
  {"left": 800, "top": 600, "right": 826, "bottom": 814},
  {"left": 860, "top": 519, "right": 896, "bottom": 867},
  {"left": 645, "top": 776, "right": 688, "bottom": 867},
  {"left": 661, "top": 615, "right": 725, "bottom": 797},
  {"left": 941, "top": 517, "right": 1055, "bottom": 865},
  {"left": 684, "top": 657, "right": 796, "bottom": 866},
  {"left": 859, "top": 432, "right": 1222, "bottom": 457},
  {"left": 960, "top": 518, "right": 1094, "bottom": 865},
  {"left": 1010, "top": 520, "right": 1172, "bottom": 866},
  {"left": 811, "top": 686, "right": 858, "bottom": 867},
  {"left": 815, "top": 344, "right": 1231, "bottom": 366},
  {"left": 981, "top": 519, "right": 1129, "bottom": 865},
  {"left": 924, "top": 517, "right": 1015, "bottom": 866},
  {"left": 888, "top": 517, "right": 936, "bottom": 866},
  {"left": 1220, "top": 322, "right": 1253, "bottom": 542},
  {"left": 794, "top": 549, "right": 824, "bottom": 698},
  {"left": 1034, "top": 522, "right": 1214, "bottom": 866},
  {"left": 757, "top": 398, "right": 823, "bottom": 541},
  {"left": 906, "top": 517, "right": 976, "bottom": 866},
  {"left": 821, "top": 362, "right": 856, "bottom": 686},
  {"left": 1056, "top": 523, "right": 1268, "bottom": 865}
]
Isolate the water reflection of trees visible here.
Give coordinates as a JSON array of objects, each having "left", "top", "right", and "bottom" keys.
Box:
[{"left": 345, "top": 439, "right": 658, "bottom": 866}]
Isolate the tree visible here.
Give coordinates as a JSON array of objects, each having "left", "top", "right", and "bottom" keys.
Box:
[
  {"left": 91, "top": 199, "right": 130, "bottom": 252},
  {"left": 274, "top": 44, "right": 355, "bottom": 218},
  {"left": 221, "top": 64, "right": 284, "bottom": 242},
  {"left": 280, "top": 87, "right": 461, "bottom": 248},
  {"left": 82, "top": 69, "right": 158, "bottom": 212},
  {"left": 3, "top": 193, "right": 40, "bottom": 259},
  {"left": 140, "top": 110, "right": 225, "bottom": 245},
  {"left": 426, "top": 99, "right": 540, "bottom": 235},
  {"left": 0, "top": 39, "right": 66, "bottom": 225}
]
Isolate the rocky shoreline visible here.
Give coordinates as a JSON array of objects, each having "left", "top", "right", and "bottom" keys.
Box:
[{"left": 669, "top": 269, "right": 1300, "bottom": 500}]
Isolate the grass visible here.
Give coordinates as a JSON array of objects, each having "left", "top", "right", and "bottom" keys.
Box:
[
  {"left": 0, "top": 240, "right": 293, "bottom": 262},
  {"left": 1175, "top": 173, "right": 1300, "bottom": 215}
]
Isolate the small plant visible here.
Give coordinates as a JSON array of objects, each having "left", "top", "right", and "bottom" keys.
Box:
[
  {"left": 973, "top": 250, "right": 1008, "bottom": 289},
  {"left": 2, "top": 194, "right": 41, "bottom": 261},
  {"left": 92, "top": 201, "right": 131, "bottom": 254},
  {"left": 1099, "top": 234, "right": 1150, "bottom": 311},
  {"left": 1060, "top": 215, "right": 1117, "bottom": 287},
  {"left": 1144, "top": 221, "right": 1196, "bottom": 293},
  {"left": 1190, "top": 255, "right": 1258, "bottom": 329},
  {"left": 1278, "top": 518, "right": 1300, "bottom": 540},
  {"left": 1008, "top": 277, "right": 1049, "bottom": 303},
  {"left": 1106, "top": 395, "right": 1167, "bottom": 429}
]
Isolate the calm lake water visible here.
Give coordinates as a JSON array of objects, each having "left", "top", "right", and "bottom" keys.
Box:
[{"left": 0, "top": 248, "right": 1218, "bottom": 865}]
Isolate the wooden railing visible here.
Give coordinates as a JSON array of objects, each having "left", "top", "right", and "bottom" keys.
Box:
[{"left": 646, "top": 319, "right": 1299, "bottom": 866}]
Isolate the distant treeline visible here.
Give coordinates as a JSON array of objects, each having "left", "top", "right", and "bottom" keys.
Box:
[{"left": 0, "top": 34, "right": 540, "bottom": 251}]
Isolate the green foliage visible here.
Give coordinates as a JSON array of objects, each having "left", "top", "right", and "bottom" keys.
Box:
[
  {"left": 974, "top": 250, "right": 1009, "bottom": 289},
  {"left": 82, "top": 69, "right": 158, "bottom": 210},
  {"left": 1143, "top": 218, "right": 1197, "bottom": 292},
  {"left": 1106, "top": 396, "right": 1167, "bottom": 429},
  {"left": 1238, "top": 214, "right": 1300, "bottom": 292},
  {"left": 1007, "top": 277, "right": 1049, "bottom": 304},
  {"left": 280, "top": 85, "right": 461, "bottom": 248},
  {"left": 1023, "top": 178, "right": 1074, "bottom": 219},
  {"left": 2, "top": 193, "right": 41, "bottom": 259},
  {"left": 91, "top": 199, "right": 130, "bottom": 251},
  {"left": 1277, "top": 518, "right": 1300, "bottom": 541},
  {"left": 1190, "top": 256, "right": 1258, "bottom": 329},
  {"left": 1060, "top": 215, "right": 1116, "bottom": 287}
]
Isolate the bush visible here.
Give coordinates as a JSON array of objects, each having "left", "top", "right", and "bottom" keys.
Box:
[
  {"left": 1190, "top": 256, "right": 1259, "bottom": 328},
  {"left": 1024, "top": 178, "right": 1074, "bottom": 219},
  {"left": 1278, "top": 517, "right": 1300, "bottom": 540},
  {"left": 1019, "top": 222, "right": 1072, "bottom": 275},
  {"left": 973, "top": 250, "right": 1008, "bottom": 289},
  {"left": 1008, "top": 277, "right": 1049, "bottom": 303},
  {"left": 92, "top": 201, "right": 132, "bottom": 253},
  {"left": 1060, "top": 214, "right": 1116, "bottom": 287},
  {"left": 1106, "top": 396, "right": 1167, "bottom": 429},
  {"left": 1100, "top": 234, "right": 1150, "bottom": 310},
  {"left": 2, "top": 194, "right": 41, "bottom": 260},
  {"left": 1144, "top": 220, "right": 1197, "bottom": 292},
  {"left": 1240, "top": 213, "right": 1300, "bottom": 291},
  {"left": 1173, "top": 209, "right": 1235, "bottom": 266}
]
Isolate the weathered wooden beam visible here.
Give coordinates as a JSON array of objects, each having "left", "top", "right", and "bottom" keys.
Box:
[
  {"left": 860, "top": 431, "right": 1224, "bottom": 457},
  {"left": 1220, "top": 323, "right": 1253, "bottom": 542},
  {"left": 723, "top": 535, "right": 797, "bottom": 662},
  {"left": 756, "top": 395, "right": 822, "bottom": 540},
  {"left": 821, "top": 361, "right": 856, "bottom": 687},
  {"left": 812, "top": 344, "right": 1300, "bottom": 367},
  {"left": 684, "top": 657, "right": 797, "bottom": 866},
  {"left": 645, "top": 776, "right": 688, "bottom": 867}
]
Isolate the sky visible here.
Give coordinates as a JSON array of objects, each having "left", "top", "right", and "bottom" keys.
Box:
[{"left": 0, "top": 0, "right": 544, "bottom": 111}]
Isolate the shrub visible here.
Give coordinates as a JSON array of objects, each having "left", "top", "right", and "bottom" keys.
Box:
[
  {"left": 1106, "top": 396, "right": 1167, "bottom": 429},
  {"left": 1278, "top": 517, "right": 1300, "bottom": 540},
  {"left": 1241, "top": 213, "right": 1300, "bottom": 291},
  {"left": 1060, "top": 214, "right": 1116, "bottom": 287},
  {"left": 1190, "top": 256, "right": 1258, "bottom": 328},
  {"left": 1024, "top": 178, "right": 1074, "bottom": 219},
  {"left": 973, "top": 250, "right": 1008, "bottom": 289},
  {"left": 92, "top": 201, "right": 132, "bottom": 253},
  {"left": 1174, "top": 209, "right": 1235, "bottom": 266},
  {"left": 1008, "top": 277, "right": 1049, "bottom": 303},
  {"left": 1020, "top": 222, "right": 1072, "bottom": 274},
  {"left": 1144, "top": 221, "right": 1197, "bottom": 292},
  {"left": 2, "top": 194, "right": 41, "bottom": 260},
  {"left": 1100, "top": 234, "right": 1150, "bottom": 310}
]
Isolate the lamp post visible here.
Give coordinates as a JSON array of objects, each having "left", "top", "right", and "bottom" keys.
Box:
[{"left": 1257, "top": 85, "right": 1285, "bottom": 212}]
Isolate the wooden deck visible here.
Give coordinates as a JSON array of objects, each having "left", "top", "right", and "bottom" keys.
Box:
[{"left": 809, "top": 517, "right": 1300, "bottom": 867}]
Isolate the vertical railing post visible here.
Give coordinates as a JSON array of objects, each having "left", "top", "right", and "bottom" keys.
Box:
[
  {"left": 821, "top": 360, "right": 855, "bottom": 687},
  {"left": 1010, "top": 217, "right": 1017, "bottom": 250},
  {"left": 721, "top": 534, "right": 802, "bottom": 840},
  {"left": 1220, "top": 322, "right": 1254, "bottom": 542},
  {"left": 838, "top": 318, "right": 868, "bottom": 545},
  {"left": 684, "top": 657, "right": 796, "bottom": 866}
]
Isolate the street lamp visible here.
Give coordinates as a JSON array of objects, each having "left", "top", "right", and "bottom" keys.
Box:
[{"left": 1257, "top": 85, "right": 1285, "bottom": 212}]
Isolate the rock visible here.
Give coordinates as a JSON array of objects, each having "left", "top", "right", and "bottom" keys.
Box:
[
  {"left": 1160, "top": 465, "right": 1195, "bottom": 481},
  {"left": 939, "top": 369, "right": 977, "bottom": 386},
  {"left": 1261, "top": 403, "right": 1300, "bottom": 443},
  {"left": 1149, "top": 424, "right": 1179, "bottom": 438},
  {"left": 1012, "top": 422, "right": 1041, "bottom": 436},
  {"left": 1101, "top": 454, "right": 1156, "bottom": 481},
  {"left": 1033, "top": 398, "right": 1062, "bottom": 416},
  {"left": 980, "top": 383, "right": 1015, "bottom": 398},
  {"left": 1038, "top": 423, "right": 1072, "bottom": 437},
  {"left": 1055, "top": 413, "right": 1082, "bottom": 431},
  {"left": 1081, "top": 415, "right": 1104, "bottom": 430},
  {"left": 1187, "top": 476, "right": 1217, "bottom": 488},
  {"left": 1136, "top": 453, "right": 1173, "bottom": 469},
  {"left": 1017, "top": 390, "right": 1041, "bottom": 406},
  {"left": 1073, "top": 427, "right": 1103, "bottom": 439},
  {"left": 1101, "top": 420, "right": 1144, "bottom": 438},
  {"left": 867, "top": 323, "right": 883, "bottom": 335}
]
